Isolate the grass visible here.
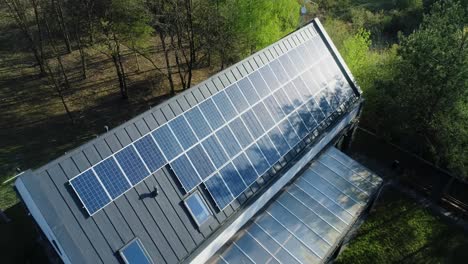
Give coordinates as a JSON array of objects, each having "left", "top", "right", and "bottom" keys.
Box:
[{"left": 336, "top": 186, "right": 468, "bottom": 264}]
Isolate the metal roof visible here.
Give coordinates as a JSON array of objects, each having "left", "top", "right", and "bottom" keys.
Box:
[{"left": 14, "top": 19, "right": 363, "bottom": 264}]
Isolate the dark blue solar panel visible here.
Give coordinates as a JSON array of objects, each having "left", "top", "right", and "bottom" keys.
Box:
[
  {"left": 268, "top": 127, "right": 290, "bottom": 156},
  {"left": 115, "top": 146, "right": 150, "bottom": 186},
  {"left": 269, "top": 59, "right": 289, "bottom": 85},
  {"left": 171, "top": 154, "right": 201, "bottom": 192},
  {"left": 278, "top": 53, "right": 298, "bottom": 78},
  {"left": 332, "top": 80, "right": 352, "bottom": 105},
  {"left": 315, "top": 93, "right": 333, "bottom": 117},
  {"left": 216, "top": 126, "right": 242, "bottom": 158},
  {"left": 279, "top": 119, "right": 300, "bottom": 148},
  {"left": 152, "top": 125, "right": 183, "bottom": 161},
  {"left": 253, "top": 102, "right": 275, "bottom": 131},
  {"left": 257, "top": 135, "right": 281, "bottom": 165},
  {"left": 199, "top": 98, "right": 225, "bottom": 130},
  {"left": 264, "top": 95, "right": 286, "bottom": 122},
  {"left": 288, "top": 112, "right": 308, "bottom": 139},
  {"left": 168, "top": 115, "right": 198, "bottom": 149},
  {"left": 202, "top": 135, "right": 229, "bottom": 168},
  {"left": 241, "top": 110, "right": 264, "bottom": 139},
  {"left": 187, "top": 145, "right": 215, "bottom": 180},
  {"left": 94, "top": 157, "right": 130, "bottom": 199},
  {"left": 70, "top": 170, "right": 110, "bottom": 215},
  {"left": 306, "top": 98, "right": 326, "bottom": 124},
  {"left": 229, "top": 118, "right": 253, "bottom": 149},
  {"left": 237, "top": 77, "right": 260, "bottom": 106},
  {"left": 233, "top": 153, "right": 258, "bottom": 186},
  {"left": 134, "top": 135, "right": 166, "bottom": 173},
  {"left": 213, "top": 91, "right": 238, "bottom": 121},
  {"left": 185, "top": 106, "right": 212, "bottom": 139},
  {"left": 205, "top": 173, "right": 234, "bottom": 209},
  {"left": 219, "top": 163, "right": 247, "bottom": 197},
  {"left": 245, "top": 143, "right": 270, "bottom": 176},
  {"left": 273, "top": 89, "right": 294, "bottom": 115},
  {"left": 259, "top": 65, "right": 280, "bottom": 91},
  {"left": 248, "top": 71, "right": 270, "bottom": 99},
  {"left": 297, "top": 104, "right": 318, "bottom": 131},
  {"left": 225, "top": 84, "right": 249, "bottom": 113},
  {"left": 323, "top": 86, "right": 341, "bottom": 109},
  {"left": 284, "top": 83, "right": 303, "bottom": 108}
]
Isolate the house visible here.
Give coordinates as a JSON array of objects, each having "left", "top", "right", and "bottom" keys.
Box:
[{"left": 15, "top": 19, "right": 382, "bottom": 264}]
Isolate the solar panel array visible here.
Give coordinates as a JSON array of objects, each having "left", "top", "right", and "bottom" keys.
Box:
[{"left": 70, "top": 27, "right": 357, "bottom": 216}]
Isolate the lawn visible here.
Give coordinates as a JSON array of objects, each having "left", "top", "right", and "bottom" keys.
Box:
[{"left": 336, "top": 186, "right": 468, "bottom": 263}]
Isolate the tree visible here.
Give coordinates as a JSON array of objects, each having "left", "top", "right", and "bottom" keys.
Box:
[
  {"left": 97, "top": 0, "right": 152, "bottom": 99},
  {"left": 3, "top": 0, "right": 46, "bottom": 75},
  {"left": 378, "top": 0, "right": 468, "bottom": 179}
]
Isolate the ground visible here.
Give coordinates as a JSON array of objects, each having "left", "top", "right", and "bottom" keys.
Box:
[{"left": 336, "top": 185, "right": 468, "bottom": 263}]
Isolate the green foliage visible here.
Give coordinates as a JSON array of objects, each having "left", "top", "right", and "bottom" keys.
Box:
[
  {"left": 226, "top": 0, "right": 300, "bottom": 55},
  {"left": 377, "top": 0, "right": 468, "bottom": 178},
  {"left": 336, "top": 188, "right": 468, "bottom": 263},
  {"left": 100, "top": 0, "right": 153, "bottom": 46}
]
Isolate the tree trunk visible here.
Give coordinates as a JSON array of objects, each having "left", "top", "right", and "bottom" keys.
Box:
[
  {"left": 170, "top": 34, "right": 186, "bottom": 90},
  {"left": 112, "top": 35, "right": 128, "bottom": 99},
  {"left": 52, "top": 0, "right": 72, "bottom": 53},
  {"left": 75, "top": 30, "right": 87, "bottom": 79},
  {"left": 184, "top": 0, "right": 194, "bottom": 88},
  {"left": 159, "top": 31, "right": 175, "bottom": 95},
  {"left": 45, "top": 62, "right": 74, "bottom": 123},
  {"left": 31, "top": 0, "right": 45, "bottom": 68},
  {"left": 134, "top": 49, "right": 140, "bottom": 72},
  {"left": 4, "top": 0, "right": 46, "bottom": 75}
]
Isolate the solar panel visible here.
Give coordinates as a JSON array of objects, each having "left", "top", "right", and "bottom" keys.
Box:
[
  {"left": 70, "top": 170, "right": 110, "bottom": 215},
  {"left": 199, "top": 99, "right": 225, "bottom": 130},
  {"left": 257, "top": 135, "right": 281, "bottom": 165},
  {"left": 248, "top": 71, "right": 270, "bottom": 99},
  {"left": 201, "top": 135, "right": 229, "bottom": 168},
  {"left": 184, "top": 106, "right": 213, "bottom": 139},
  {"left": 245, "top": 143, "right": 270, "bottom": 176},
  {"left": 216, "top": 126, "right": 242, "bottom": 158},
  {"left": 229, "top": 118, "right": 254, "bottom": 149},
  {"left": 187, "top": 145, "right": 215, "bottom": 180},
  {"left": 204, "top": 173, "right": 233, "bottom": 209},
  {"left": 237, "top": 78, "right": 260, "bottom": 105},
  {"left": 168, "top": 115, "right": 198, "bottom": 149},
  {"left": 94, "top": 157, "right": 130, "bottom": 199},
  {"left": 115, "top": 146, "right": 150, "bottom": 185},
  {"left": 69, "top": 24, "right": 359, "bottom": 215},
  {"left": 241, "top": 110, "right": 264, "bottom": 139},
  {"left": 252, "top": 102, "right": 275, "bottom": 131},
  {"left": 268, "top": 127, "right": 291, "bottom": 157},
  {"left": 171, "top": 154, "right": 201, "bottom": 192},
  {"left": 225, "top": 84, "right": 249, "bottom": 113},
  {"left": 213, "top": 91, "right": 238, "bottom": 121},
  {"left": 233, "top": 153, "right": 258, "bottom": 186},
  {"left": 133, "top": 135, "right": 166, "bottom": 173},
  {"left": 152, "top": 125, "right": 183, "bottom": 161},
  {"left": 219, "top": 163, "right": 247, "bottom": 197}
]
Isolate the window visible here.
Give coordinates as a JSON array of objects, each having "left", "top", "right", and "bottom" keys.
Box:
[
  {"left": 185, "top": 191, "right": 212, "bottom": 226},
  {"left": 120, "top": 238, "right": 153, "bottom": 264}
]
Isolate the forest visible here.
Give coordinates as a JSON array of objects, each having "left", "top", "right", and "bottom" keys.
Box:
[{"left": 0, "top": 0, "right": 466, "bottom": 211}]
